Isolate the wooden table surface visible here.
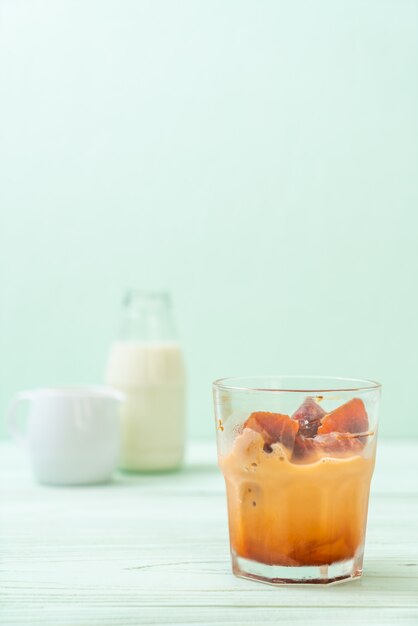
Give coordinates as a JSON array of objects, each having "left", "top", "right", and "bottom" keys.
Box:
[{"left": 1, "top": 440, "right": 418, "bottom": 625}]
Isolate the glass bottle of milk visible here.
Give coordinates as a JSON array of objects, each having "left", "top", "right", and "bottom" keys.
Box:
[{"left": 105, "top": 290, "right": 186, "bottom": 471}]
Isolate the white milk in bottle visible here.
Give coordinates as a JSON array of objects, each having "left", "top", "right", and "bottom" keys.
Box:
[{"left": 105, "top": 291, "right": 186, "bottom": 471}]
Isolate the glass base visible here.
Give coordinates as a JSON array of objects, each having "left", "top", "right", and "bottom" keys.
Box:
[{"left": 232, "top": 552, "right": 363, "bottom": 586}]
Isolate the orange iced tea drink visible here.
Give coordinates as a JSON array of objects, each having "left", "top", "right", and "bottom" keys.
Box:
[{"left": 213, "top": 377, "right": 380, "bottom": 585}]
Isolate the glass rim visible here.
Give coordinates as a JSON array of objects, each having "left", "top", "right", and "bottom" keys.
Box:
[
  {"left": 212, "top": 375, "right": 381, "bottom": 393},
  {"left": 124, "top": 288, "right": 170, "bottom": 298},
  {"left": 123, "top": 289, "right": 171, "bottom": 307}
]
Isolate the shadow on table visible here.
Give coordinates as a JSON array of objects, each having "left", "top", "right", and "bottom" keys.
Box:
[{"left": 110, "top": 461, "right": 220, "bottom": 488}]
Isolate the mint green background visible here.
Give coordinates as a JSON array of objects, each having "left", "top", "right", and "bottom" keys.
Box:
[{"left": 0, "top": 0, "right": 417, "bottom": 439}]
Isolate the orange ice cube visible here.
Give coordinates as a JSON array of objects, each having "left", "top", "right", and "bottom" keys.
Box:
[
  {"left": 318, "top": 398, "right": 369, "bottom": 435},
  {"left": 293, "top": 432, "right": 365, "bottom": 462},
  {"left": 243, "top": 412, "right": 299, "bottom": 451}
]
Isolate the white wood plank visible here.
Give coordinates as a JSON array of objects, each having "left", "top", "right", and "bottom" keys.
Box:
[
  {"left": 0, "top": 440, "right": 417, "bottom": 625},
  {"left": 2, "top": 607, "right": 418, "bottom": 626}
]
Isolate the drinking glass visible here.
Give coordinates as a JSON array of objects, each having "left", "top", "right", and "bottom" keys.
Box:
[{"left": 213, "top": 376, "right": 381, "bottom": 585}]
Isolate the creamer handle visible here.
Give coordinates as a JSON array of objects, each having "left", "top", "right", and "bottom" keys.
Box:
[{"left": 5, "top": 391, "right": 33, "bottom": 443}]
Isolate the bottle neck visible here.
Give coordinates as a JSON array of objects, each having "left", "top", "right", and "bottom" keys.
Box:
[{"left": 119, "top": 291, "right": 177, "bottom": 342}]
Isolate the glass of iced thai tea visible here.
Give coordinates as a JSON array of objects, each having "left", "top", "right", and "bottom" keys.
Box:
[{"left": 213, "top": 376, "right": 381, "bottom": 585}]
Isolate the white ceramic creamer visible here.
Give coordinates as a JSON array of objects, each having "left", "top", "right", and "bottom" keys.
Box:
[{"left": 6, "top": 386, "right": 123, "bottom": 485}]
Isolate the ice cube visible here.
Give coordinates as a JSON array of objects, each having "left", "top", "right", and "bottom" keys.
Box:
[
  {"left": 318, "top": 398, "right": 369, "bottom": 435},
  {"left": 243, "top": 411, "right": 299, "bottom": 452},
  {"left": 292, "top": 397, "right": 326, "bottom": 438}
]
